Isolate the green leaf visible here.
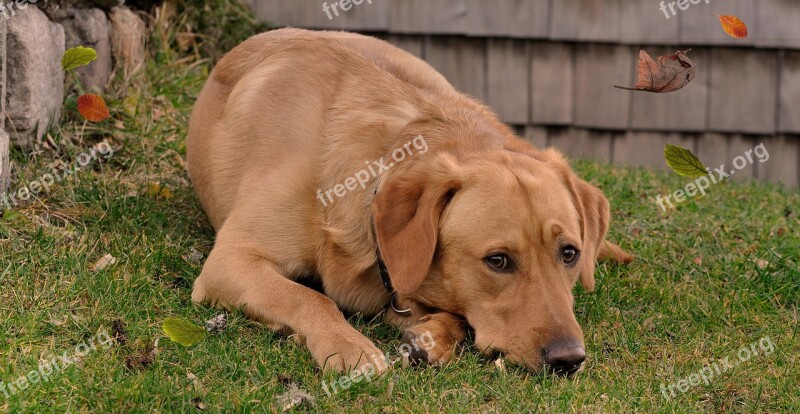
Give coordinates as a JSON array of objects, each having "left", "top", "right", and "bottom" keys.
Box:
[
  {"left": 62, "top": 46, "right": 97, "bottom": 71},
  {"left": 664, "top": 144, "right": 708, "bottom": 178},
  {"left": 162, "top": 317, "right": 207, "bottom": 347}
]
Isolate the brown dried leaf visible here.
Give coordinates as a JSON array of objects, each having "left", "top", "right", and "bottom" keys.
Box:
[
  {"left": 615, "top": 50, "right": 696, "bottom": 93},
  {"left": 112, "top": 319, "right": 128, "bottom": 346},
  {"left": 494, "top": 358, "right": 507, "bottom": 374},
  {"left": 90, "top": 253, "right": 117, "bottom": 272},
  {"left": 276, "top": 383, "right": 315, "bottom": 412}
]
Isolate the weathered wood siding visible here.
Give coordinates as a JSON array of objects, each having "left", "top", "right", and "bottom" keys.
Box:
[{"left": 245, "top": 0, "right": 800, "bottom": 187}]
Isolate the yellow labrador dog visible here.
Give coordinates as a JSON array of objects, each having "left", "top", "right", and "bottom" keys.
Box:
[{"left": 188, "top": 28, "right": 632, "bottom": 374}]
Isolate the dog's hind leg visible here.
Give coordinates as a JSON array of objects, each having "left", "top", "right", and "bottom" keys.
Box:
[
  {"left": 192, "top": 242, "right": 387, "bottom": 373},
  {"left": 598, "top": 241, "right": 634, "bottom": 264}
]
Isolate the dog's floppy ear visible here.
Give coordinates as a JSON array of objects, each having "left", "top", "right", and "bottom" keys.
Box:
[
  {"left": 533, "top": 148, "right": 610, "bottom": 291},
  {"left": 569, "top": 177, "right": 610, "bottom": 291},
  {"left": 372, "top": 153, "right": 462, "bottom": 295}
]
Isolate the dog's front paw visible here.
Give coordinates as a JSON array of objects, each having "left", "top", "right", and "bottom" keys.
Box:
[
  {"left": 307, "top": 327, "right": 388, "bottom": 374},
  {"left": 401, "top": 313, "right": 468, "bottom": 365}
]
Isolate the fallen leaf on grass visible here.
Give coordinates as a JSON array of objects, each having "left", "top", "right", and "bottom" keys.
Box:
[
  {"left": 276, "top": 374, "right": 294, "bottom": 386},
  {"left": 90, "top": 253, "right": 117, "bottom": 272},
  {"left": 162, "top": 317, "right": 207, "bottom": 347},
  {"left": 204, "top": 313, "right": 227, "bottom": 334},
  {"left": 641, "top": 315, "right": 657, "bottom": 332},
  {"left": 187, "top": 372, "right": 207, "bottom": 396},
  {"left": 147, "top": 182, "right": 173, "bottom": 199},
  {"left": 192, "top": 397, "right": 205, "bottom": 410},
  {"left": 494, "top": 358, "right": 507, "bottom": 374},
  {"left": 718, "top": 15, "right": 748, "bottom": 39},
  {"left": 386, "top": 378, "right": 395, "bottom": 398},
  {"left": 77, "top": 94, "right": 111, "bottom": 122},
  {"left": 276, "top": 383, "right": 315, "bottom": 412},
  {"left": 615, "top": 50, "right": 695, "bottom": 93},
  {"left": 125, "top": 340, "right": 157, "bottom": 371},
  {"left": 184, "top": 248, "right": 204, "bottom": 265},
  {"left": 664, "top": 144, "right": 708, "bottom": 178},
  {"left": 122, "top": 93, "right": 140, "bottom": 118},
  {"left": 112, "top": 319, "right": 129, "bottom": 346}
]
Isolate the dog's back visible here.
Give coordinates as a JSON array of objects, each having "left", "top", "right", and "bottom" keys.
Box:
[{"left": 187, "top": 29, "right": 458, "bottom": 229}]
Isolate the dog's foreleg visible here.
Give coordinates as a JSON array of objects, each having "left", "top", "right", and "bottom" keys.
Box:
[
  {"left": 192, "top": 243, "right": 387, "bottom": 373},
  {"left": 398, "top": 312, "right": 469, "bottom": 365}
]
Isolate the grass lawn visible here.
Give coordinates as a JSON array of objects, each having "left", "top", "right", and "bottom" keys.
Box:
[{"left": 1, "top": 3, "right": 798, "bottom": 413}]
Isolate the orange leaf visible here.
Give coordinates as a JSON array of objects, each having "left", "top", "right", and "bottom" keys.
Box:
[
  {"left": 718, "top": 15, "right": 748, "bottom": 39},
  {"left": 77, "top": 93, "right": 111, "bottom": 122}
]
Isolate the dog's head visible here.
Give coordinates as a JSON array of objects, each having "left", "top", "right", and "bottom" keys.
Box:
[{"left": 373, "top": 146, "right": 610, "bottom": 374}]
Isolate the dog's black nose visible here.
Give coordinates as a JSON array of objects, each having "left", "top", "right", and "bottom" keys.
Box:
[{"left": 543, "top": 340, "right": 586, "bottom": 375}]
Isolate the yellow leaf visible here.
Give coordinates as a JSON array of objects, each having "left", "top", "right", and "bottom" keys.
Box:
[{"left": 147, "top": 183, "right": 173, "bottom": 199}]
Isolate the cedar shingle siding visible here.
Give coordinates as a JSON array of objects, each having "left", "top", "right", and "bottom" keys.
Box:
[{"left": 245, "top": 0, "right": 800, "bottom": 187}]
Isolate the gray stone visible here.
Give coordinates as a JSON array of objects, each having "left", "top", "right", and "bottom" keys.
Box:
[
  {"left": 0, "top": 19, "right": 6, "bottom": 194},
  {"left": 90, "top": 0, "right": 125, "bottom": 8},
  {"left": 53, "top": 8, "right": 112, "bottom": 92},
  {"left": 109, "top": 6, "right": 145, "bottom": 75},
  {"left": 0, "top": 128, "right": 8, "bottom": 195},
  {"left": 6, "top": 6, "right": 66, "bottom": 145},
  {"left": 1, "top": 18, "right": 6, "bottom": 128}
]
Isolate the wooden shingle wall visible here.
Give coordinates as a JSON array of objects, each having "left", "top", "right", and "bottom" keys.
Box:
[{"left": 246, "top": 0, "right": 800, "bottom": 187}]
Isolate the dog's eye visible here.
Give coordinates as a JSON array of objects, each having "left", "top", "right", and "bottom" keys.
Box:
[
  {"left": 485, "top": 253, "right": 515, "bottom": 272},
  {"left": 562, "top": 246, "right": 580, "bottom": 265}
]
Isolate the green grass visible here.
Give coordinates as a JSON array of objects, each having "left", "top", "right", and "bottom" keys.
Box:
[{"left": 1, "top": 4, "right": 798, "bottom": 413}]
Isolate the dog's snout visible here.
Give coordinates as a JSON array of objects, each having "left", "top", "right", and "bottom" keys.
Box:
[{"left": 543, "top": 340, "right": 586, "bottom": 375}]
